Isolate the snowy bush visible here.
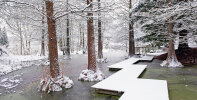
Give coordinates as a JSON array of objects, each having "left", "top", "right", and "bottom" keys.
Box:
[
  {"left": 39, "top": 75, "right": 74, "bottom": 93},
  {"left": 78, "top": 69, "right": 105, "bottom": 81}
]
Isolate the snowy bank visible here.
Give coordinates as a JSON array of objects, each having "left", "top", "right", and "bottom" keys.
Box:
[{"left": 0, "top": 55, "right": 47, "bottom": 76}]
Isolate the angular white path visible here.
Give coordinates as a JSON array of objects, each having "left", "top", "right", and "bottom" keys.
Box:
[
  {"left": 92, "top": 56, "right": 169, "bottom": 100},
  {"left": 92, "top": 65, "right": 146, "bottom": 91},
  {"left": 107, "top": 56, "right": 154, "bottom": 69},
  {"left": 119, "top": 79, "right": 169, "bottom": 100}
]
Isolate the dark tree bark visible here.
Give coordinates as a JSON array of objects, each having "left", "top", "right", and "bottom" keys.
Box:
[
  {"left": 80, "top": 23, "right": 85, "bottom": 54},
  {"left": 66, "top": 0, "right": 70, "bottom": 58},
  {"left": 178, "top": 30, "right": 189, "bottom": 50},
  {"left": 129, "top": 0, "right": 135, "bottom": 57},
  {"left": 87, "top": 0, "right": 97, "bottom": 72},
  {"left": 82, "top": 29, "right": 85, "bottom": 54},
  {"left": 98, "top": 0, "right": 103, "bottom": 59},
  {"left": 45, "top": 0, "right": 60, "bottom": 78},
  {"left": 41, "top": 3, "right": 45, "bottom": 56}
]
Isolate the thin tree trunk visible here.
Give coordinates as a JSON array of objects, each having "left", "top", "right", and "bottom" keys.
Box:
[
  {"left": 98, "top": 0, "right": 103, "bottom": 59},
  {"left": 41, "top": 3, "right": 45, "bottom": 56},
  {"left": 45, "top": 0, "right": 59, "bottom": 78},
  {"left": 28, "top": 41, "right": 31, "bottom": 54},
  {"left": 80, "top": 23, "right": 85, "bottom": 54},
  {"left": 87, "top": 0, "right": 97, "bottom": 72},
  {"left": 129, "top": 0, "right": 135, "bottom": 57},
  {"left": 17, "top": 22, "right": 23, "bottom": 55},
  {"left": 82, "top": 26, "right": 85, "bottom": 54},
  {"left": 66, "top": 0, "right": 70, "bottom": 58}
]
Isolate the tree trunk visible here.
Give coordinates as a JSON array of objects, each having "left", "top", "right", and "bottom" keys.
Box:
[
  {"left": 87, "top": 0, "right": 97, "bottom": 72},
  {"left": 98, "top": 0, "right": 103, "bottom": 59},
  {"left": 167, "top": 0, "right": 176, "bottom": 60},
  {"left": 45, "top": 0, "right": 60, "bottom": 78},
  {"left": 162, "top": 0, "right": 182, "bottom": 67},
  {"left": 19, "top": 23, "right": 23, "bottom": 55},
  {"left": 129, "top": 0, "right": 135, "bottom": 57},
  {"left": 16, "top": 21, "right": 23, "bottom": 55},
  {"left": 66, "top": 0, "right": 70, "bottom": 58},
  {"left": 41, "top": 3, "right": 45, "bottom": 56},
  {"left": 82, "top": 26, "right": 85, "bottom": 54},
  {"left": 167, "top": 16, "right": 177, "bottom": 60}
]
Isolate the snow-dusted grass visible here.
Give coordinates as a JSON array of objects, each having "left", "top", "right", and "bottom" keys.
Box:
[
  {"left": 39, "top": 75, "right": 74, "bottom": 93},
  {"left": 78, "top": 69, "right": 105, "bottom": 82},
  {"left": 0, "top": 55, "right": 47, "bottom": 76}
]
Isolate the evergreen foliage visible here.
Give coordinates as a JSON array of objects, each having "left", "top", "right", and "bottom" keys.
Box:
[
  {"left": 0, "top": 27, "right": 9, "bottom": 47},
  {"left": 132, "top": 0, "right": 197, "bottom": 47}
]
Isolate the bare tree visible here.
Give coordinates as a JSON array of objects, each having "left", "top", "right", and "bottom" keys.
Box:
[
  {"left": 87, "top": 0, "right": 96, "bottom": 72},
  {"left": 98, "top": 0, "right": 103, "bottom": 59},
  {"left": 66, "top": 0, "right": 71, "bottom": 58},
  {"left": 45, "top": 0, "right": 60, "bottom": 78},
  {"left": 129, "top": 0, "right": 135, "bottom": 57},
  {"left": 41, "top": 2, "right": 45, "bottom": 56}
]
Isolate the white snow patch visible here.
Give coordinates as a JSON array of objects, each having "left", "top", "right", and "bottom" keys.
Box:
[
  {"left": 161, "top": 58, "right": 183, "bottom": 68},
  {"left": 0, "top": 75, "right": 23, "bottom": 89},
  {"left": 79, "top": 69, "right": 105, "bottom": 82},
  {"left": 96, "top": 58, "right": 108, "bottom": 63},
  {"left": 39, "top": 75, "right": 74, "bottom": 93},
  {"left": 0, "top": 55, "right": 47, "bottom": 76}
]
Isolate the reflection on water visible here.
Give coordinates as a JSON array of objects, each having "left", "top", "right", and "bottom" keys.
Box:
[{"left": 140, "top": 59, "right": 197, "bottom": 100}]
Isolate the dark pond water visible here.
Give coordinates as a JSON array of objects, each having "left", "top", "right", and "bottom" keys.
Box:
[
  {"left": 0, "top": 54, "right": 124, "bottom": 100},
  {"left": 0, "top": 54, "right": 197, "bottom": 100},
  {"left": 139, "top": 60, "right": 197, "bottom": 100}
]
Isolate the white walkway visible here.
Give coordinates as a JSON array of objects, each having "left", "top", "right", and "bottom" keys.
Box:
[
  {"left": 92, "top": 56, "right": 169, "bottom": 100},
  {"left": 107, "top": 56, "right": 154, "bottom": 69}
]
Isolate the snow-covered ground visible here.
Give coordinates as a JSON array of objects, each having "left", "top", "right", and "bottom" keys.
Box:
[{"left": 0, "top": 55, "right": 47, "bottom": 76}]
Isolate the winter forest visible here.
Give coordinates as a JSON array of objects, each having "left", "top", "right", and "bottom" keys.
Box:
[{"left": 0, "top": 0, "right": 197, "bottom": 100}]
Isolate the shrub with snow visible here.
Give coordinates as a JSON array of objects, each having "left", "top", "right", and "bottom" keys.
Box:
[
  {"left": 78, "top": 69, "right": 105, "bottom": 81},
  {"left": 39, "top": 75, "right": 74, "bottom": 93}
]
